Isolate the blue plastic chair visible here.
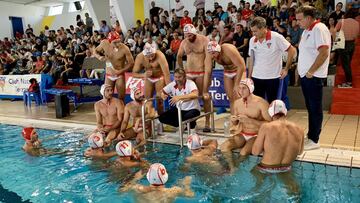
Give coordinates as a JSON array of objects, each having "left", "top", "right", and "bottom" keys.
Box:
[{"left": 23, "top": 91, "right": 42, "bottom": 107}]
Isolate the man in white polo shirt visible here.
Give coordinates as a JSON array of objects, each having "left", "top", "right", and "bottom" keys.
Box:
[
  {"left": 248, "top": 17, "right": 296, "bottom": 103},
  {"left": 296, "top": 6, "right": 331, "bottom": 150},
  {"left": 159, "top": 68, "right": 200, "bottom": 130}
]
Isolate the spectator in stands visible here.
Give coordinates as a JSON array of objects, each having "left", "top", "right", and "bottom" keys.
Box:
[
  {"left": 213, "top": 16, "right": 225, "bottom": 37},
  {"left": 99, "top": 20, "right": 111, "bottom": 36},
  {"left": 208, "top": 28, "right": 220, "bottom": 42},
  {"left": 175, "top": 0, "right": 185, "bottom": 19},
  {"left": 25, "top": 24, "right": 33, "bottom": 37},
  {"left": 114, "top": 20, "right": 123, "bottom": 35},
  {"left": 329, "top": 2, "right": 345, "bottom": 24},
  {"left": 216, "top": 6, "right": 229, "bottom": 23},
  {"left": 336, "top": 8, "right": 360, "bottom": 88},
  {"left": 149, "top": 1, "right": 163, "bottom": 23},
  {"left": 288, "top": 19, "right": 303, "bottom": 47},
  {"left": 193, "top": 0, "right": 205, "bottom": 11},
  {"left": 272, "top": 17, "right": 287, "bottom": 37},
  {"left": 76, "top": 14, "right": 84, "bottom": 27},
  {"left": 279, "top": 4, "right": 289, "bottom": 24},
  {"left": 85, "top": 13, "right": 94, "bottom": 35},
  {"left": 219, "top": 25, "right": 234, "bottom": 44},
  {"left": 31, "top": 56, "right": 45, "bottom": 74},
  {"left": 180, "top": 10, "right": 192, "bottom": 28},
  {"left": 167, "top": 31, "right": 182, "bottom": 70},
  {"left": 229, "top": 5, "right": 238, "bottom": 25},
  {"left": 233, "top": 23, "right": 250, "bottom": 57},
  {"left": 242, "top": 2, "right": 254, "bottom": 22}
]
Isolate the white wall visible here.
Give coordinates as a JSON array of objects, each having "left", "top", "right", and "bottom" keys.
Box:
[
  {"left": 48, "top": 9, "right": 89, "bottom": 31},
  {"left": 0, "top": 1, "right": 46, "bottom": 39}
]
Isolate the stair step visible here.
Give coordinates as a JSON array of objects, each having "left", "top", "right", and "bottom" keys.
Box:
[
  {"left": 332, "top": 88, "right": 360, "bottom": 103},
  {"left": 330, "top": 102, "right": 360, "bottom": 115}
]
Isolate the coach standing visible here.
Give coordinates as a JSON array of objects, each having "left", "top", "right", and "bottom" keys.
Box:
[
  {"left": 296, "top": 6, "right": 331, "bottom": 150},
  {"left": 248, "top": 17, "right": 296, "bottom": 103}
]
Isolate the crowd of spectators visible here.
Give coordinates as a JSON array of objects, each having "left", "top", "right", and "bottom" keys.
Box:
[{"left": 0, "top": 0, "right": 359, "bottom": 87}]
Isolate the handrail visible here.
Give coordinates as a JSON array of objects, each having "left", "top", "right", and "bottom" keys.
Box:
[
  {"left": 176, "top": 96, "right": 215, "bottom": 148},
  {"left": 141, "top": 96, "right": 162, "bottom": 140}
]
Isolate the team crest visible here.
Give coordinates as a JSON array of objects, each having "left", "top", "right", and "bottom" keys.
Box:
[{"left": 267, "top": 42, "right": 272, "bottom": 48}]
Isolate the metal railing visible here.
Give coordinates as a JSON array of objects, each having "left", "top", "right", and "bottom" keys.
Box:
[
  {"left": 177, "top": 96, "right": 215, "bottom": 148},
  {"left": 141, "top": 96, "right": 162, "bottom": 140}
]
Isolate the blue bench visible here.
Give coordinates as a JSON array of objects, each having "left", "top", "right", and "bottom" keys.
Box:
[
  {"left": 43, "top": 88, "right": 79, "bottom": 109},
  {"left": 23, "top": 91, "right": 42, "bottom": 107}
]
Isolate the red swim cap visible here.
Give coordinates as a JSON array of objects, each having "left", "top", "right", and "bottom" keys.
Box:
[
  {"left": 22, "top": 127, "right": 34, "bottom": 140},
  {"left": 107, "top": 31, "right": 120, "bottom": 43}
]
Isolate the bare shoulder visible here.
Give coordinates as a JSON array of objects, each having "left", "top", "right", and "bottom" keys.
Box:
[
  {"left": 285, "top": 120, "right": 303, "bottom": 134},
  {"left": 94, "top": 101, "right": 102, "bottom": 108},
  {"left": 222, "top": 43, "right": 236, "bottom": 51},
  {"left": 254, "top": 95, "right": 269, "bottom": 106}
]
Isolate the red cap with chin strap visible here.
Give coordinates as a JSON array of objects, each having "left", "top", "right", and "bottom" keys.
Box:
[{"left": 22, "top": 127, "right": 34, "bottom": 140}]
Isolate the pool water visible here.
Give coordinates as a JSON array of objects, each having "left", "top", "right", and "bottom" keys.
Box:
[{"left": 0, "top": 124, "right": 360, "bottom": 203}]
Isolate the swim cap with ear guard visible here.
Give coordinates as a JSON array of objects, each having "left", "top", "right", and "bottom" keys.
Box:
[
  {"left": 183, "top": 24, "right": 197, "bottom": 35},
  {"left": 187, "top": 134, "right": 203, "bottom": 150},
  {"left": 142, "top": 43, "right": 156, "bottom": 56},
  {"left": 100, "top": 84, "right": 112, "bottom": 96},
  {"left": 88, "top": 132, "right": 104, "bottom": 148},
  {"left": 207, "top": 41, "right": 221, "bottom": 53},
  {"left": 268, "top": 100, "right": 287, "bottom": 118},
  {"left": 116, "top": 140, "right": 133, "bottom": 157},
  {"left": 22, "top": 127, "right": 34, "bottom": 140},
  {"left": 146, "top": 163, "right": 168, "bottom": 186},
  {"left": 240, "top": 78, "right": 255, "bottom": 94}
]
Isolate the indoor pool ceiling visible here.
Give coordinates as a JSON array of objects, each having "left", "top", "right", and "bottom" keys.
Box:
[{"left": 0, "top": 0, "right": 75, "bottom": 7}]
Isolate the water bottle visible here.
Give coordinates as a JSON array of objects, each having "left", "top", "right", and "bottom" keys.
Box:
[{"left": 224, "top": 119, "right": 230, "bottom": 137}]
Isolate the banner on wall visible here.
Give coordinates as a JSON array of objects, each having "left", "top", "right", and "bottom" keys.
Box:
[
  {"left": 123, "top": 70, "right": 230, "bottom": 107},
  {"left": 0, "top": 74, "right": 41, "bottom": 96}
]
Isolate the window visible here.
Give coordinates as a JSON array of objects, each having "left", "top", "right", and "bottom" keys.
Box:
[
  {"left": 69, "top": 1, "right": 85, "bottom": 12},
  {"left": 48, "top": 5, "right": 63, "bottom": 16}
]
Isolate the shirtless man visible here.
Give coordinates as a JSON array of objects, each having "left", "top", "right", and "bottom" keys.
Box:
[
  {"left": 185, "top": 133, "right": 218, "bottom": 164},
  {"left": 117, "top": 87, "right": 155, "bottom": 149},
  {"left": 252, "top": 100, "right": 304, "bottom": 173},
  {"left": 177, "top": 24, "right": 213, "bottom": 132},
  {"left": 84, "top": 132, "right": 117, "bottom": 159},
  {"left": 220, "top": 78, "right": 271, "bottom": 156},
  {"left": 114, "top": 140, "right": 148, "bottom": 168},
  {"left": 22, "top": 127, "right": 42, "bottom": 154},
  {"left": 206, "top": 41, "right": 246, "bottom": 113},
  {"left": 22, "top": 127, "right": 67, "bottom": 156},
  {"left": 120, "top": 163, "right": 194, "bottom": 203},
  {"left": 94, "top": 32, "right": 134, "bottom": 101},
  {"left": 251, "top": 100, "right": 303, "bottom": 199},
  {"left": 133, "top": 42, "right": 171, "bottom": 114},
  {"left": 94, "top": 84, "right": 124, "bottom": 146}
]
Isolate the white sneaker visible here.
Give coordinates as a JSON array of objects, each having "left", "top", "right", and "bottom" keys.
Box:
[{"left": 304, "top": 139, "right": 320, "bottom": 151}]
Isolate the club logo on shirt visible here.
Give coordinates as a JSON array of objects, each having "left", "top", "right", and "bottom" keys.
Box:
[
  {"left": 267, "top": 42, "right": 272, "bottom": 48},
  {"left": 306, "top": 34, "right": 310, "bottom": 40}
]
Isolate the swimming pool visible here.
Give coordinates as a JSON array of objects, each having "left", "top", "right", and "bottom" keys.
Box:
[{"left": 0, "top": 124, "right": 360, "bottom": 203}]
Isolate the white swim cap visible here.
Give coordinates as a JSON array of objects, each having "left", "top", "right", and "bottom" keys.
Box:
[
  {"left": 207, "top": 41, "right": 221, "bottom": 53},
  {"left": 268, "top": 100, "right": 287, "bottom": 118},
  {"left": 130, "top": 86, "right": 140, "bottom": 101},
  {"left": 187, "top": 134, "right": 202, "bottom": 150},
  {"left": 147, "top": 163, "right": 168, "bottom": 186},
  {"left": 116, "top": 140, "right": 133, "bottom": 157},
  {"left": 100, "top": 84, "right": 112, "bottom": 96},
  {"left": 142, "top": 43, "right": 156, "bottom": 56},
  {"left": 88, "top": 132, "right": 104, "bottom": 148},
  {"left": 240, "top": 78, "right": 254, "bottom": 94},
  {"left": 183, "top": 24, "right": 197, "bottom": 35}
]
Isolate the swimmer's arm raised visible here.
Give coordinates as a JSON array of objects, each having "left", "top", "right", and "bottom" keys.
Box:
[
  {"left": 252, "top": 125, "right": 266, "bottom": 155},
  {"left": 94, "top": 43, "right": 106, "bottom": 61},
  {"left": 176, "top": 42, "right": 185, "bottom": 69},
  {"left": 132, "top": 54, "right": 145, "bottom": 78},
  {"left": 158, "top": 52, "right": 171, "bottom": 84}
]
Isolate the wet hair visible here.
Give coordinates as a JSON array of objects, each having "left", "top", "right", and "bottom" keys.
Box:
[
  {"left": 250, "top": 17, "right": 267, "bottom": 29},
  {"left": 295, "top": 6, "right": 316, "bottom": 18}
]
